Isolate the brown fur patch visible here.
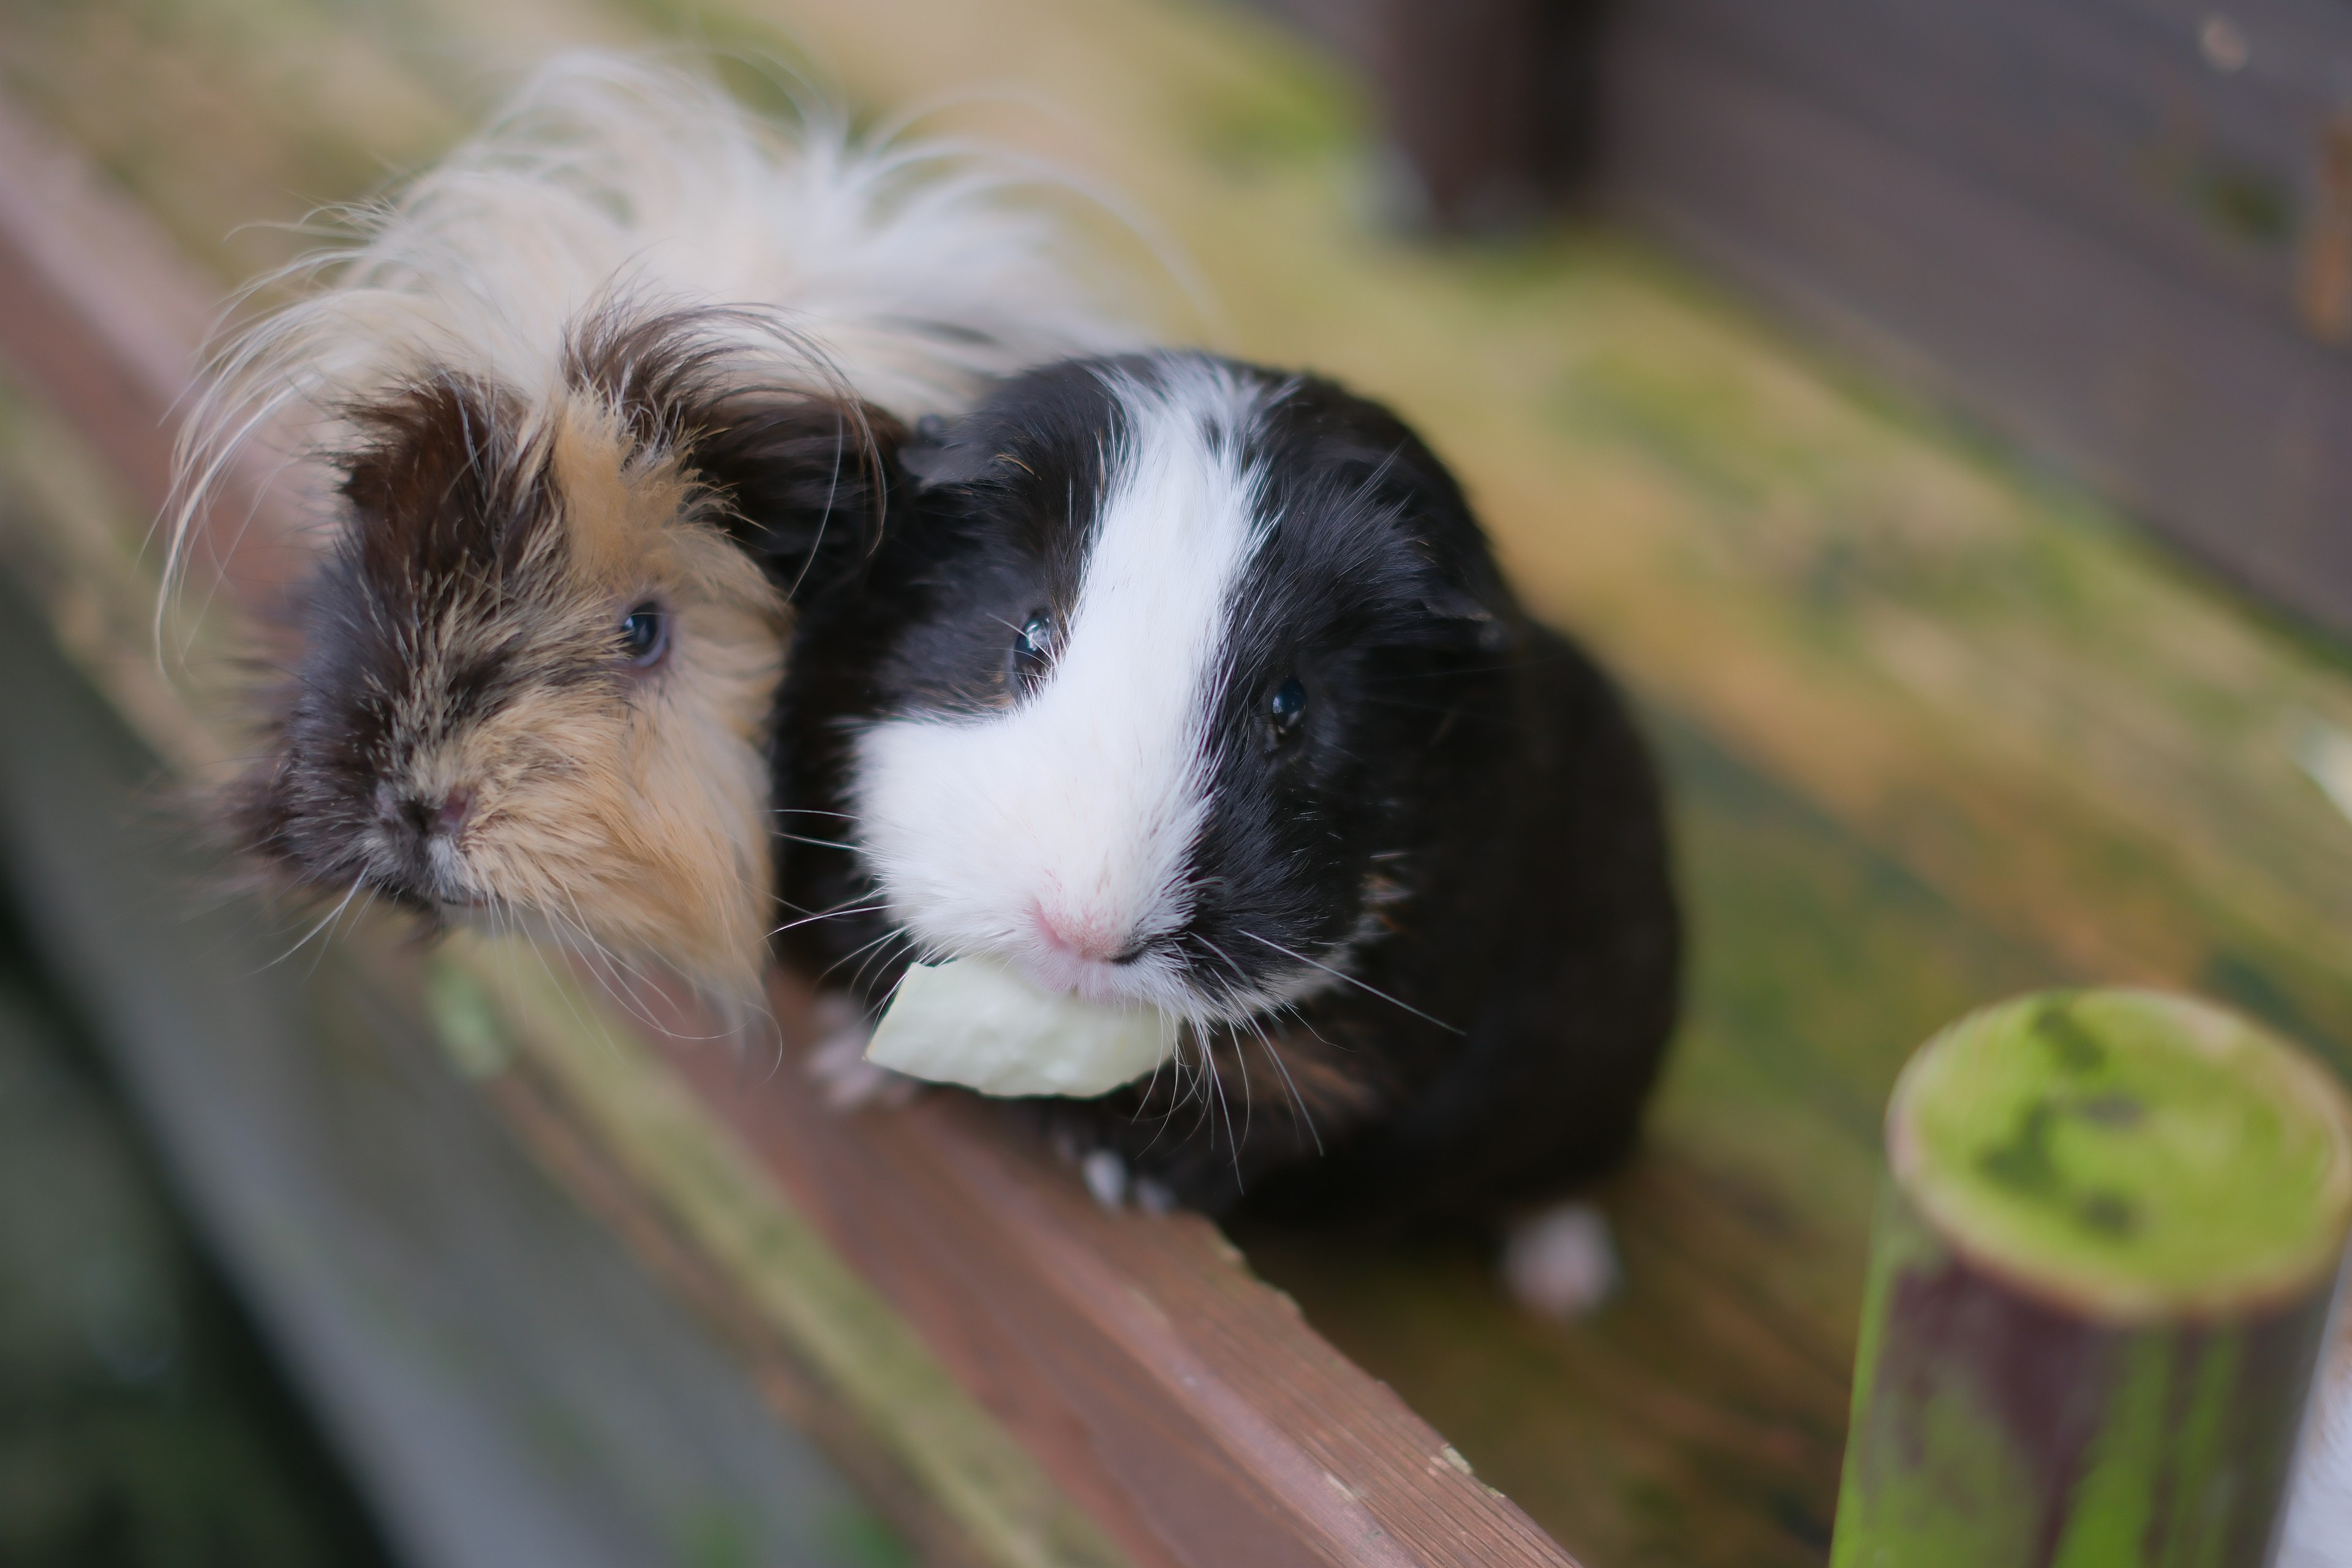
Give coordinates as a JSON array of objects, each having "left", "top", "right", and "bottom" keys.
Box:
[
  {"left": 241, "top": 371, "right": 794, "bottom": 1010},
  {"left": 407, "top": 396, "right": 787, "bottom": 1000}
]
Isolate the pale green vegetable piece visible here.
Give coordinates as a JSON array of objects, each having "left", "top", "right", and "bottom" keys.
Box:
[{"left": 864, "top": 957, "right": 1180, "bottom": 1098}]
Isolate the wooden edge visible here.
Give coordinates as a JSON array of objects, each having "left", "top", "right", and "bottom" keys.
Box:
[
  {"left": 440, "top": 946, "right": 1133, "bottom": 1568},
  {"left": 0, "top": 87, "right": 1581, "bottom": 1568},
  {"left": 0, "top": 98, "right": 209, "bottom": 520},
  {"left": 470, "top": 1050, "right": 1017, "bottom": 1568},
  {"left": 0, "top": 94, "right": 296, "bottom": 609}
]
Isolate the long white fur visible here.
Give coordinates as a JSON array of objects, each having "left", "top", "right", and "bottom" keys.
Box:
[
  {"left": 856, "top": 358, "right": 1290, "bottom": 1023},
  {"left": 167, "top": 51, "right": 1142, "bottom": 597}
]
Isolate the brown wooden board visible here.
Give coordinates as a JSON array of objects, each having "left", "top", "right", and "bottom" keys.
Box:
[
  {"left": 1601, "top": 0, "right": 2352, "bottom": 642},
  {"left": 1263, "top": 0, "right": 2352, "bottom": 642},
  {"left": 0, "top": 63, "right": 1581, "bottom": 1568},
  {"left": 669, "top": 976, "right": 1563, "bottom": 1568}
]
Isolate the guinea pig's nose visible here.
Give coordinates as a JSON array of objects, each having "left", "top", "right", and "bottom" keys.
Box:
[
  {"left": 387, "top": 786, "right": 473, "bottom": 840},
  {"left": 1033, "top": 905, "right": 1143, "bottom": 965},
  {"left": 432, "top": 788, "right": 475, "bottom": 838}
]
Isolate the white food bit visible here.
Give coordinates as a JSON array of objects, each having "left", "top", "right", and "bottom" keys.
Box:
[
  {"left": 1501, "top": 1202, "right": 1621, "bottom": 1320},
  {"left": 864, "top": 956, "right": 1180, "bottom": 1098}
]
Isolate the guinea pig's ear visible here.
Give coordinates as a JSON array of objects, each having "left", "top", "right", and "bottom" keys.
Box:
[
  {"left": 899, "top": 414, "right": 953, "bottom": 488},
  {"left": 895, "top": 412, "right": 1003, "bottom": 491},
  {"left": 1419, "top": 584, "right": 1513, "bottom": 654},
  {"left": 685, "top": 390, "right": 905, "bottom": 594}
]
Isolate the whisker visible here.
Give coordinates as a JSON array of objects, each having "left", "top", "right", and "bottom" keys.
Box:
[
  {"left": 769, "top": 902, "right": 889, "bottom": 937},
  {"left": 845, "top": 924, "right": 920, "bottom": 1000},
  {"left": 543, "top": 898, "right": 658, "bottom": 1019},
  {"left": 304, "top": 885, "right": 376, "bottom": 986},
  {"left": 1237, "top": 930, "right": 1463, "bottom": 1036},
  {"left": 255, "top": 878, "right": 366, "bottom": 973},
  {"left": 773, "top": 831, "right": 860, "bottom": 852},
  {"left": 820, "top": 924, "right": 902, "bottom": 978},
  {"left": 1248, "top": 1014, "right": 1322, "bottom": 1156},
  {"left": 560, "top": 903, "right": 747, "bottom": 1047},
  {"left": 518, "top": 911, "right": 629, "bottom": 1064},
  {"left": 1271, "top": 997, "right": 1341, "bottom": 1053},
  {"left": 538, "top": 906, "right": 662, "bottom": 1035}
]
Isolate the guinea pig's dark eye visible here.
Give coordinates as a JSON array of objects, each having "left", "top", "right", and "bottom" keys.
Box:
[
  {"left": 1008, "top": 611, "right": 1055, "bottom": 694},
  {"left": 1266, "top": 674, "right": 1308, "bottom": 748},
  {"left": 618, "top": 602, "right": 669, "bottom": 668}
]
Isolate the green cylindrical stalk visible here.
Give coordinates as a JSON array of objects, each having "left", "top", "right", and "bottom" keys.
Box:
[{"left": 1833, "top": 990, "right": 2352, "bottom": 1568}]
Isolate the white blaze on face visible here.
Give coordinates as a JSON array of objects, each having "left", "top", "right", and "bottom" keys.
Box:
[{"left": 855, "top": 362, "right": 1270, "bottom": 1017}]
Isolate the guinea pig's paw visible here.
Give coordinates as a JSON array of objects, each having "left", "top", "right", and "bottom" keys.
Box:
[
  {"left": 1080, "top": 1148, "right": 1130, "bottom": 1210},
  {"left": 1131, "top": 1176, "right": 1178, "bottom": 1216},
  {"left": 805, "top": 1008, "right": 918, "bottom": 1112},
  {"left": 1501, "top": 1201, "right": 1621, "bottom": 1321},
  {"left": 1072, "top": 1148, "right": 1178, "bottom": 1215}
]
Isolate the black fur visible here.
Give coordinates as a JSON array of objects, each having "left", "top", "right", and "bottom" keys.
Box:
[{"left": 775, "top": 352, "right": 1679, "bottom": 1227}]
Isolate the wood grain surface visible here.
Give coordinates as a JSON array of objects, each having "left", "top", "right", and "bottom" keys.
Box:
[
  {"left": 1602, "top": 0, "right": 2352, "bottom": 639},
  {"left": 681, "top": 975, "right": 1564, "bottom": 1568},
  {"left": 2, "top": 0, "right": 2351, "bottom": 1564},
  {"left": 1268, "top": 0, "right": 2352, "bottom": 639}
]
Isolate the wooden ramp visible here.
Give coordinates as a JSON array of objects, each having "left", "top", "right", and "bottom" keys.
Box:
[{"left": 2, "top": 1, "right": 2351, "bottom": 1564}]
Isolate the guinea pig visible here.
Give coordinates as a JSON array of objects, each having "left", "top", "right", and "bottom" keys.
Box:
[
  {"left": 777, "top": 350, "right": 1681, "bottom": 1227},
  {"left": 167, "top": 53, "right": 1135, "bottom": 1010}
]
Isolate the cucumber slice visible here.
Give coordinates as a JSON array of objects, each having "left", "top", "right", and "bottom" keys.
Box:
[{"left": 864, "top": 956, "right": 1180, "bottom": 1098}]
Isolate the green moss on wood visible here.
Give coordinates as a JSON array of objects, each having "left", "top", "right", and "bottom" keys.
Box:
[
  {"left": 1895, "top": 989, "right": 2352, "bottom": 1319},
  {"left": 1836, "top": 990, "right": 2351, "bottom": 1568}
]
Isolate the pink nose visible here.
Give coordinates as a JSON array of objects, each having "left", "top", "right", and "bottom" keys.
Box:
[
  {"left": 1034, "top": 905, "right": 1131, "bottom": 965},
  {"left": 432, "top": 787, "right": 475, "bottom": 838}
]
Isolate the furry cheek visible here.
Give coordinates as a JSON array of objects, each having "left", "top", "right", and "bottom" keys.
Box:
[{"left": 417, "top": 523, "right": 786, "bottom": 1007}]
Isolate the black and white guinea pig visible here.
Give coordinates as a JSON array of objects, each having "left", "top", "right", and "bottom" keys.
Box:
[
  {"left": 778, "top": 350, "right": 1681, "bottom": 1226},
  {"left": 167, "top": 55, "right": 1134, "bottom": 1009}
]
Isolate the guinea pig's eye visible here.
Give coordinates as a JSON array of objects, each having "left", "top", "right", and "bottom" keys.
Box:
[
  {"left": 1008, "top": 611, "right": 1055, "bottom": 695},
  {"left": 1266, "top": 674, "right": 1309, "bottom": 748},
  {"left": 617, "top": 602, "right": 669, "bottom": 668}
]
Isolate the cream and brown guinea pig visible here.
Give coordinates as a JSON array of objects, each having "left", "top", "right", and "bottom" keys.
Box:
[{"left": 168, "top": 53, "right": 1137, "bottom": 1009}]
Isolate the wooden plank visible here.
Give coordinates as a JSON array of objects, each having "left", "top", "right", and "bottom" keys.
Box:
[
  {"left": 470, "top": 949, "right": 1566, "bottom": 1567},
  {"left": 1256, "top": 0, "right": 1609, "bottom": 229},
  {"left": 675, "top": 976, "right": 1559, "bottom": 1568},
  {"left": 1600, "top": 0, "right": 2352, "bottom": 639},
  {"left": 437, "top": 947, "right": 1138, "bottom": 1568},
  {"left": 0, "top": 68, "right": 1585, "bottom": 1568},
  {"left": 1260, "top": 0, "right": 2352, "bottom": 640},
  {"left": 0, "top": 99, "right": 211, "bottom": 518}
]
